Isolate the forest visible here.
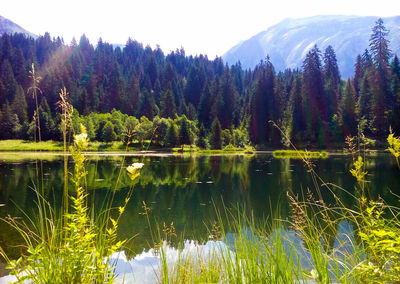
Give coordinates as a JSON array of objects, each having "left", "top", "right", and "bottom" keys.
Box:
[{"left": 0, "top": 18, "right": 399, "bottom": 149}]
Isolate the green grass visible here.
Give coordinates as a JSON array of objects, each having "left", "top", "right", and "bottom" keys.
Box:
[
  {"left": 0, "top": 140, "right": 64, "bottom": 151},
  {"left": 0, "top": 140, "right": 136, "bottom": 152},
  {"left": 158, "top": 205, "right": 356, "bottom": 283},
  {"left": 0, "top": 152, "right": 64, "bottom": 162}
]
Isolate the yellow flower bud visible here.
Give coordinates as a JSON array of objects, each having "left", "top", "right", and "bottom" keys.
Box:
[{"left": 126, "top": 162, "right": 144, "bottom": 181}]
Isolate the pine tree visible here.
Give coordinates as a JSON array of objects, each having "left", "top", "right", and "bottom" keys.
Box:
[
  {"left": 340, "top": 79, "right": 357, "bottom": 137},
  {"left": 358, "top": 75, "right": 373, "bottom": 134},
  {"left": 101, "top": 121, "right": 116, "bottom": 142},
  {"left": 160, "top": 87, "right": 177, "bottom": 118},
  {"left": 164, "top": 122, "right": 178, "bottom": 147},
  {"left": 219, "top": 67, "right": 239, "bottom": 129},
  {"left": 0, "top": 101, "right": 20, "bottom": 139},
  {"left": 0, "top": 59, "right": 18, "bottom": 103},
  {"left": 38, "top": 97, "right": 56, "bottom": 140},
  {"left": 184, "top": 63, "right": 206, "bottom": 107},
  {"left": 197, "top": 123, "right": 208, "bottom": 149},
  {"left": 369, "top": 18, "right": 392, "bottom": 136},
  {"left": 198, "top": 81, "right": 213, "bottom": 128},
  {"left": 391, "top": 56, "right": 400, "bottom": 133},
  {"left": 140, "top": 89, "right": 158, "bottom": 120},
  {"left": 210, "top": 117, "right": 222, "bottom": 149},
  {"left": 249, "top": 58, "right": 275, "bottom": 145},
  {"left": 354, "top": 55, "right": 363, "bottom": 93},
  {"left": 178, "top": 116, "right": 192, "bottom": 145},
  {"left": 11, "top": 84, "right": 28, "bottom": 123},
  {"left": 323, "top": 45, "right": 340, "bottom": 119},
  {"left": 370, "top": 18, "right": 392, "bottom": 72},
  {"left": 288, "top": 75, "right": 305, "bottom": 144},
  {"left": 126, "top": 74, "right": 141, "bottom": 116},
  {"left": 302, "top": 45, "right": 329, "bottom": 146}
]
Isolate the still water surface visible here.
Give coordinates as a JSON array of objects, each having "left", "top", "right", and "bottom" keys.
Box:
[{"left": 0, "top": 152, "right": 399, "bottom": 262}]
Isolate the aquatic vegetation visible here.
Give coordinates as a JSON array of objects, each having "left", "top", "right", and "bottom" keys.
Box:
[
  {"left": 172, "top": 144, "right": 255, "bottom": 154},
  {"left": 273, "top": 149, "right": 328, "bottom": 159}
]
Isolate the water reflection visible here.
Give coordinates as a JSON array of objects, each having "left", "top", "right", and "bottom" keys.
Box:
[{"left": 0, "top": 153, "right": 399, "bottom": 260}]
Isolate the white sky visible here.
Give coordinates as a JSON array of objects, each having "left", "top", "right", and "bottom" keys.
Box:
[{"left": 2, "top": 0, "right": 399, "bottom": 57}]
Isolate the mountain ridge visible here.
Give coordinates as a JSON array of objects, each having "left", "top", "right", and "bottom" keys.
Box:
[
  {"left": 0, "top": 15, "right": 36, "bottom": 38},
  {"left": 223, "top": 15, "right": 400, "bottom": 78}
]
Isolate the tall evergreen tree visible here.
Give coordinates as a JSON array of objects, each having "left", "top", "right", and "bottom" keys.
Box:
[
  {"left": 210, "top": 117, "right": 222, "bottom": 149},
  {"left": 0, "top": 59, "right": 18, "bottom": 103},
  {"left": 11, "top": 84, "right": 28, "bottom": 123},
  {"left": 219, "top": 67, "right": 239, "bottom": 129},
  {"left": 391, "top": 56, "right": 400, "bottom": 133},
  {"left": 101, "top": 121, "right": 117, "bottom": 142},
  {"left": 197, "top": 123, "right": 208, "bottom": 149},
  {"left": 302, "top": 45, "right": 331, "bottom": 146},
  {"left": 178, "top": 115, "right": 192, "bottom": 145},
  {"left": 164, "top": 122, "right": 178, "bottom": 147},
  {"left": 249, "top": 58, "right": 275, "bottom": 145},
  {"left": 288, "top": 75, "right": 305, "bottom": 144},
  {"left": 140, "top": 89, "right": 158, "bottom": 120},
  {"left": 369, "top": 18, "right": 392, "bottom": 136},
  {"left": 340, "top": 79, "right": 357, "bottom": 137},
  {"left": 184, "top": 63, "right": 206, "bottom": 107},
  {"left": 323, "top": 45, "right": 340, "bottom": 119},
  {"left": 0, "top": 101, "right": 20, "bottom": 139},
  {"left": 198, "top": 81, "right": 214, "bottom": 129},
  {"left": 160, "top": 87, "right": 177, "bottom": 118},
  {"left": 38, "top": 97, "right": 57, "bottom": 140}
]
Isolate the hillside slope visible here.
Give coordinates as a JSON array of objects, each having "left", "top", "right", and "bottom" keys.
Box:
[{"left": 223, "top": 15, "right": 400, "bottom": 78}]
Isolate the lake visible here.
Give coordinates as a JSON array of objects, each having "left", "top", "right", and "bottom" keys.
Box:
[{"left": 1, "top": 152, "right": 400, "bottom": 272}]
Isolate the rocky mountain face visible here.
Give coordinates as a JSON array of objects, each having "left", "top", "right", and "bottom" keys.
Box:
[
  {"left": 223, "top": 15, "right": 400, "bottom": 78},
  {"left": 0, "top": 15, "right": 36, "bottom": 38}
]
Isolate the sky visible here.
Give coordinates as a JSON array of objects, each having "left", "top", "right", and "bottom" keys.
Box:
[{"left": 1, "top": 0, "right": 399, "bottom": 57}]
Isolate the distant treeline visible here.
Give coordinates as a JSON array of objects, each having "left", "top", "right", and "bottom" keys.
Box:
[{"left": 0, "top": 18, "right": 399, "bottom": 148}]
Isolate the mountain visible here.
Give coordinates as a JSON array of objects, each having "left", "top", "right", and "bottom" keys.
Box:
[
  {"left": 0, "top": 15, "right": 36, "bottom": 38},
  {"left": 223, "top": 15, "right": 400, "bottom": 78}
]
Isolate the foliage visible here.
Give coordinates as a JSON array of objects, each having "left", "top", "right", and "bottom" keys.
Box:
[
  {"left": 387, "top": 130, "right": 400, "bottom": 168},
  {"left": 357, "top": 199, "right": 400, "bottom": 282},
  {"left": 209, "top": 117, "right": 222, "bottom": 149},
  {"left": 350, "top": 156, "right": 368, "bottom": 182}
]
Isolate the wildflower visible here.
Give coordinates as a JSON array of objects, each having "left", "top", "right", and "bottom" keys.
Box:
[
  {"left": 350, "top": 156, "right": 367, "bottom": 182},
  {"left": 74, "top": 124, "right": 89, "bottom": 150},
  {"left": 126, "top": 162, "right": 144, "bottom": 181}
]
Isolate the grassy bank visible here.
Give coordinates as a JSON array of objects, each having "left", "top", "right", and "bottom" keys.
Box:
[
  {"left": 0, "top": 140, "right": 64, "bottom": 151},
  {"left": 0, "top": 140, "right": 131, "bottom": 152}
]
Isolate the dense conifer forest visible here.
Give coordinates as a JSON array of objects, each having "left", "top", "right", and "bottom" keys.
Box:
[{"left": 0, "top": 18, "right": 399, "bottom": 149}]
